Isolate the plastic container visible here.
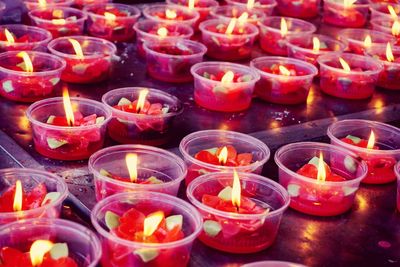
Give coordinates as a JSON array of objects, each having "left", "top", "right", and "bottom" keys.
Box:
[
  {"left": 322, "top": 0, "right": 369, "bottom": 28},
  {"left": 0, "top": 218, "right": 101, "bottom": 267},
  {"left": 250, "top": 56, "right": 318, "bottom": 104},
  {"left": 144, "top": 39, "right": 207, "bottom": 83},
  {"left": 199, "top": 19, "right": 259, "bottom": 61},
  {"left": 210, "top": 5, "right": 266, "bottom": 26},
  {"left": 84, "top": 3, "right": 141, "bottom": 42},
  {"left": 26, "top": 97, "right": 112, "bottom": 160},
  {"left": 0, "top": 51, "right": 65, "bottom": 102},
  {"left": 317, "top": 53, "right": 383, "bottom": 99},
  {"left": 275, "top": 142, "right": 368, "bottom": 216},
  {"left": 48, "top": 36, "right": 117, "bottom": 84},
  {"left": 395, "top": 162, "right": 400, "bottom": 211},
  {"left": 276, "top": 0, "right": 320, "bottom": 19},
  {"left": 327, "top": 120, "right": 400, "bottom": 184},
  {"left": 73, "top": 0, "right": 110, "bottom": 9},
  {"left": 179, "top": 129, "right": 270, "bottom": 185},
  {"left": 0, "top": 168, "right": 68, "bottom": 224},
  {"left": 243, "top": 261, "right": 307, "bottom": 267},
  {"left": 166, "top": 0, "right": 219, "bottom": 23},
  {"left": 259, "top": 16, "right": 316, "bottom": 56},
  {"left": 24, "top": 0, "right": 74, "bottom": 11},
  {"left": 0, "top": 24, "right": 52, "bottom": 52},
  {"left": 191, "top": 62, "right": 260, "bottom": 112},
  {"left": 224, "top": 0, "right": 276, "bottom": 16},
  {"left": 370, "top": 2, "right": 400, "bottom": 21},
  {"left": 91, "top": 192, "right": 202, "bottom": 267},
  {"left": 143, "top": 4, "right": 200, "bottom": 28},
  {"left": 370, "top": 18, "right": 400, "bottom": 45},
  {"left": 187, "top": 172, "right": 290, "bottom": 253},
  {"left": 102, "top": 87, "right": 183, "bottom": 145}
]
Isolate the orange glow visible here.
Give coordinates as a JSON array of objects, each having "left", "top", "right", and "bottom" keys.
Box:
[
  {"left": 344, "top": 0, "right": 357, "bottom": 8},
  {"left": 218, "top": 146, "right": 228, "bottom": 164},
  {"left": 157, "top": 27, "right": 168, "bottom": 37},
  {"left": 386, "top": 42, "right": 395, "bottom": 62},
  {"left": 38, "top": 0, "right": 47, "bottom": 8},
  {"left": 30, "top": 240, "right": 54, "bottom": 266},
  {"left": 13, "top": 180, "right": 22, "bottom": 212},
  {"left": 367, "top": 130, "right": 376, "bottom": 149},
  {"left": 279, "top": 65, "right": 291, "bottom": 76},
  {"left": 247, "top": 0, "right": 255, "bottom": 9},
  {"left": 316, "top": 152, "right": 326, "bottom": 182},
  {"left": 136, "top": 89, "right": 149, "bottom": 113},
  {"left": 225, "top": 18, "right": 237, "bottom": 35},
  {"left": 188, "top": 0, "right": 195, "bottom": 9},
  {"left": 392, "top": 20, "right": 400, "bottom": 36},
  {"left": 62, "top": 88, "right": 75, "bottom": 126},
  {"left": 388, "top": 5, "right": 398, "bottom": 19},
  {"left": 312, "top": 36, "right": 320, "bottom": 52},
  {"left": 166, "top": 9, "right": 177, "bottom": 19},
  {"left": 68, "top": 38, "right": 84, "bottom": 59},
  {"left": 280, "top": 17, "right": 288, "bottom": 37},
  {"left": 363, "top": 35, "right": 372, "bottom": 48},
  {"left": 17, "top": 52, "right": 33, "bottom": 73},
  {"left": 52, "top": 9, "right": 63, "bottom": 18},
  {"left": 125, "top": 153, "right": 138, "bottom": 183},
  {"left": 231, "top": 170, "right": 241, "bottom": 208},
  {"left": 4, "top": 29, "right": 15, "bottom": 44},
  {"left": 104, "top": 11, "right": 116, "bottom": 20},
  {"left": 143, "top": 211, "right": 165, "bottom": 237},
  {"left": 221, "top": 71, "right": 234, "bottom": 84},
  {"left": 339, "top": 57, "right": 351, "bottom": 72}
]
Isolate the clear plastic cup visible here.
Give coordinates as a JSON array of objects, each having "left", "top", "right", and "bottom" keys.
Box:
[
  {"left": 250, "top": 56, "right": 318, "bottom": 105},
  {"left": 102, "top": 87, "right": 183, "bottom": 145},
  {"left": 317, "top": 53, "right": 383, "bottom": 99},
  {"left": 210, "top": 5, "right": 266, "bottom": 26},
  {"left": 191, "top": 62, "right": 260, "bottom": 112},
  {"left": 0, "top": 168, "right": 68, "bottom": 224},
  {"left": 276, "top": 0, "right": 320, "bottom": 19},
  {"left": 395, "top": 162, "right": 400, "bottom": 212},
  {"left": 26, "top": 97, "right": 112, "bottom": 161},
  {"left": 24, "top": 0, "right": 74, "bottom": 11},
  {"left": 186, "top": 172, "right": 290, "bottom": 253},
  {"left": 224, "top": 0, "right": 277, "bottom": 16},
  {"left": 370, "top": 2, "right": 400, "bottom": 21},
  {"left": 84, "top": 3, "right": 141, "bottom": 42},
  {"left": 338, "top": 28, "right": 396, "bottom": 55},
  {"left": 91, "top": 192, "right": 202, "bottom": 267},
  {"left": 144, "top": 39, "right": 207, "bottom": 83},
  {"left": 275, "top": 142, "right": 368, "bottom": 216},
  {"left": 0, "top": 51, "right": 65, "bottom": 102},
  {"left": 47, "top": 36, "right": 117, "bottom": 84},
  {"left": 134, "top": 19, "right": 194, "bottom": 58},
  {"left": 327, "top": 119, "right": 400, "bottom": 184},
  {"left": 286, "top": 34, "right": 347, "bottom": 66},
  {"left": 259, "top": 16, "right": 317, "bottom": 56},
  {"left": 166, "top": 0, "right": 219, "bottom": 23},
  {"left": 0, "top": 24, "right": 52, "bottom": 52},
  {"left": 199, "top": 19, "right": 259, "bottom": 61},
  {"left": 29, "top": 7, "right": 87, "bottom": 38},
  {"left": 179, "top": 129, "right": 270, "bottom": 185},
  {"left": 143, "top": 4, "right": 200, "bottom": 28},
  {"left": 322, "top": 0, "right": 369, "bottom": 28},
  {"left": 0, "top": 218, "right": 101, "bottom": 266},
  {"left": 73, "top": 0, "right": 110, "bottom": 9},
  {"left": 370, "top": 18, "right": 400, "bottom": 45},
  {"left": 243, "top": 261, "right": 307, "bottom": 267}
]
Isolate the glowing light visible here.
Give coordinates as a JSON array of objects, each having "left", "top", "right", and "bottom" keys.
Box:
[
  {"left": 136, "top": 89, "right": 149, "bottom": 113},
  {"left": 68, "top": 38, "right": 84, "bottom": 59},
  {"left": 125, "top": 153, "right": 138, "bottom": 183},
  {"left": 237, "top": 12, "right": 248, "bottom": 25},
  {"left": 38, "top": 0, "right": 47, "bottom": 8},
  {"left": 218, "top": 146, "right": 228, "bottom": 164},
  {"left": 316, "top": 152, "right": 326, "bottom": 182},
  {"left": 221, "top": 71, "right": 234, "bottom": 84},
  {"left": 104, "top": 11, "right": 116, "bottom": 20},
  {"left": 367, "top": 130, "right": 375, "bottom": 149},
  {"left": 279, "top": 65, "right": 291, "bottom": 76},
  {"left": 52, "top": 9, "right": 63, "bottom": 18},
  {"left": 157, "top": 27, "right": 168, "bottom": 37},
  {"left": 247, "top": 0, "right": 255, "bottom": 9},
  {"left": 143, "top": 211, "right": 165, "bottom": 237},
  {"left": 386, "top": 42, "right": 395, "bottom": 62},
  {"left": 52, "top": 19, "right": 66, "bottom": 25},
  {"left": 4, "top": 29, "right": 15, "bottom": 44},
  {"left": 188, "top": 0, "right": 195, "bottom": 9},
  {"left": 30, "top": 240, "right": 54, "bottom": 266},
  {"left": 312, "top": 36, "right": 320, "bottom": 52},
  {"left": 343, "top": 0, "right": 357, "bottom": 8},
  {"left": 17, "top": 52, "right": 33, "bottom": 73},
  {"left": 13, "top": 180, "right": 22, "bottom": 212},
  {"left": 392, "top": 20, "right": 400, "bottom": 36},
  {"left": 388, "top": 5, "right": 398, "bottom": 20},
  {"left": 225, "top": 18, "right": 237, "bottom": 35},
  {"left": 280, "top": 17, "right": 288, "bottom": 37},
  {"left": 166, "top": 9, "right": 177, "bottom": 19},
  {"left": 62, "top": 88, "right": 75, "bottom": 126},
  {"left": 231, "top": 170, "right": 241, "bottom": 208},
  {"left": 339, "top": 57, "right": 351, "bottom": 72},
  {"left": 363, "top": 35, "right": 372, "bottom": 48}
]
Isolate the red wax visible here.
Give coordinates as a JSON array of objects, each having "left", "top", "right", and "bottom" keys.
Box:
[
  {"left": 277, "top": 0, "right": 320, "bottom": 19},
  {"left": 0, "top": 182, "right": 47, "bottom": 212},
  {"left": 61, "top": 56, "right": 112, "bottom": 84},
  {"left": 372, "top": 54, "right": 400, "bottom": 90},
  {"left": 0, "top": 32, "right": 42, "bottom": 51},
  {"left": 259, "top": 30, "right": 288, "bottom": 56}
]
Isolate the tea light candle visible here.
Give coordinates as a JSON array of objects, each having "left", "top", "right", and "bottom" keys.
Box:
[
  {"left": 370, "top": 2, "right": 400, "bottom": 20},
  {"left": 143, "top": 4, "right": 200, "bottom": 28},
  {"left": 24, "top": 0, "right": 74, "bottom": 11},
  {"left": 224, "top": 0, "right": 277, "bottom": 16},
  {"left": 395, "top": 162, "right": 400, "bottom": 211},
  {"left": 0, "top": 25, "right": 52, "bottom": 52},
  {"left": 210, "top": 5, "right": 266, "bottom": 26},
  {"left": 73, "top": 0, "right": 110, "bottom": 9},
  {"left": 166, "top": 0, "right": 219, "bottom": 23},
  {"left": 276, "top": 0, "right": 320, "bottom": 19},
  {"left": 323, "top": 0, "right": 369, "bottom": 28},
  {"left": 370, "top": 18, "right": 400, "bottom": 45}
]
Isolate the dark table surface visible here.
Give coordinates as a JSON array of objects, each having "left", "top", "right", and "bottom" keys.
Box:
[{"left": 0, "top": 2, "right": 400, "bottom": 267}]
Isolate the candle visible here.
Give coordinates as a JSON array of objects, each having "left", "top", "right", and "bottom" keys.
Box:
[
  {"left": 259, "top": 16, "right": 316, "bottom": 56},
  {"left": 143, "top": 4, "right": 200, "bottom": 28},
  {"left": 191, "top": 62, "right": 260, "bottom": 112},
  {"left": 210, "top": 5, "right": 266, "bottom": 26},
  {"left": 0, "top": 51, "right": 65, "bottom": 102},
  {"left": 91, "top": 192, "right": 202, "bottom": 267},
  {"left": 89, "top": 144, "right": 187, "bottom": 200},
  {"left": 28, "top": 7, "right": 87, "bottom": 38},
  {"left": 166, "top": 0, "right": 219, "bottom": 23},
  {"left": 198, "top": 18, "right": 259, "bottom": 61},
  {"left": 322, "top": 0, "right": 369, "bottom": 28},
  {"left": 187, "top": 171, "right": 289, "bottom": 253},
  {"left": 102, "top": 87, "right": 183, "bottom": 145},
  {"left": 250, "top": 56, "right": 318, "bottom": 104},
  {"left": 144, "top": 39, "right": 207, "bottom": 83},
  {"left": 276, "top": 0, "right": 320, "bottom": 19},
  {"left": 286, "top": 34, "right": 347, "bottom": 66},
  {"left": 73, "top": 0, "right": 110, "bottom": 9},
  {"left": 0, "top": 218, "right": 101, "bottom": 266},
  {"left": 370, "top": 2, "right": 400, "bottom": 20},
  {"left": 47, "top": 36, "right": 117, "bottom": 84},
  {"left": 0, "top": 168, "right": 67, "bottom": 224},
  {"left": 395, "top": 162, "right": 400, "bottom": 211},
  {"left": 328, "top": 119, "right": 400, "bottom": 184},
  {"left": 275, "top": 142, "right": 367, "bottom": 216},
  {"left": 317, "top": 53, "right": 383, "bottom": 99},
  {"left": 225, "top": 0, "right": 277, "bottom": 16},
  {"left": 26, "top": 91, "right": 112, "bottom": 160},
  {"left": 371, "top": 18, "right": 400, "bottom": 45},
  {"left": 24, "top": 0, "right": 74, "bottom": 11},
  {"left": 179, "top": 129, "right": 270, "bottom": 185},
  {"left": 0, "top": 25, "right": 52, "bottom": 52},
  {"left": 84, "top": 3, "right": 141, "bottom": 42}
]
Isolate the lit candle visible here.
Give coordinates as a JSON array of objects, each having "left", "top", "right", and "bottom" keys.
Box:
[{"left": 323, "top": 0, "right": 369, "bottom": 28}]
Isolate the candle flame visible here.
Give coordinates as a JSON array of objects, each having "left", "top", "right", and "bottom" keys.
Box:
[
  {"left": 166, "top": 9, "right": 177, "bottom": 19},
  {"left": 4, "top": 29, "right": 15, "bottom": 44},
  {"left": 247, "top": 0, "right": 255, "bottom": 9},
  {"left": 143, "top": 211, "right": 164, "bottom": 237},
  {"left": 386, "top": 42, "right": 395, "bottom": 62},
  {"left": 221, "top": 71, "right": 234, "bottom": 84},
  {"left": 62, "top": 88, "right": 75, "bottom": 126},
  {"left": 279, "top": 65, "right": 291, "bottom": 76},
  {"left": 339, "top": 57, "right": 351, "bottom": 72},
  {"left": 104, "top": 11, "right": 117, "bottom": 20},
  {"left": 17, "top": 52, "right": 33, "bottom": 73},
  {"left": 225, "top": 18, "right": 237, "bottom": 35},
  {"left": 52, "top": 19, "right": 66, "bottom": 25},
  {"left": 13, "top": 180, "right": 23, "bottom": 212},
  {"left": 136, "top": 89, "right": 149, "bottom": 113},
  {"left": 68, "top": 39, "right": 84, "bottom": 59},
  {"left": 52, "top": 9, "right": 63, "bottom": 18},
  {"left": 237, "top": 12, "right": 248, "bottom": 24},
  {"left": 316, "top": 152, "right": 326, "bottom": 182},
  {"left": 125, "top": 153, "right": 138, "bottom": 183},
  {"left": 30, "top": 240, "right": 54, "bottom": 266},
  {"left": 232, "top": 170, "right": 241, "bottom": 209},
  {"left": 367, "top": 130, "right": 375, "bottom": 149},
  {"left": 38, "top": 0, "right": 47, "bottom": 8},
  {"left": 392, "top": 20, "right": 400, "bottom": 36},
  {"left": 280, "top": 17, "right": 288, "bottom": 37},
  {"left": 312, "top": 36, "right": 320, "bottom": 52},
  {"left": 157, "top": 27, "right": 168, "bottom": 37},
  {"left": 218, "top": 146, "right": 228, "bottom": 164},
  {"left": 188, "top": 0, "right": 195, "bottom": 9},
  {"left": 388, "top": 5, "right": 398, "bottom": 19},
  {"left": 364, "top": 35, "right": 372, "bottom": 48},
  {"left": 344, "top": 0, "right": 357, "bottom": 8}
]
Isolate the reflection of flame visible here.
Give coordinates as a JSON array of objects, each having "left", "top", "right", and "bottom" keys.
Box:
[
  {"left": 247, "top": 0, "right": 255, "bottom": 9},
  {"left": 363, "top": 35, "right": 372, "bottom": 48},
  {"left": 280, "top": 17, "right": 288, "bottom": 37},
  {"left": 157, "top": 27, "right": 168, "bottom": 37},
  {"left": 166, "top": 9, "right": 177, "bottom": 19},
  {"left": 30, "top": 240, "right": 54, "bottom": 266},
  {"left": 388, "top": 5, "right": 398, "bottom": 20},
  {"left": 143, "top": 211, "right": 165, "bottom": 237},
  {"left": 4, "top": 29, "right": 15, "bottom": 44},
  {"left": 104, "top": 11, "right": 116, "bottom": 20},
  {"left": 125, "top": 153, "right": 138, "bottom": 183},
  {"left": 312, "top": 37, "right": 320, "bottom": 52},
  {"left": 188, "top": 0, "right": 195, "bottom": 9},
  {"left": 221, "top": 71, "right": 234, "bottom": 84},
  {"left": 13, "top": 180, "right": 22, "bottom": 212},
  {"left": 279, "top": 65, "right": 291, "bottom": 76},
  {"left": 232, "top": 170, "right": 241, "bottom": 208},
  {"left": 68, "top": 38, "right": 84, "bottom": 59},
  {"left": 17, "top": 52, "right": 33, "bottom": 73},
  {"left": 62, "top": 88, "right": 75, "bottom": 126},
  {"left": 316, "top": 152, "right": 326, "bottom": 182},
  {"left": 136, "top": 89, "right": 149, "bottom": 113},
  {"left": 392, "top": 20, "right": 400, "bottom": 36},
  {"left": 218, "top": 146, "right": 228, "bottom": 164},
  {"left": 339, "top": 57, "right": 351, "bottom": 72},
  {"left": 367, "top": 130, "right": 375, "bottom": 149},
  {"left": 386, "top": 42, "right": 395, "bottom": 62},
  {"left": 343, "top": 0, "right": 357, "bottom": 8}
]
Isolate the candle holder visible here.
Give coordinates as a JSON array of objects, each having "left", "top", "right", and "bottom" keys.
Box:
[
  {"left": 243, "top": 261, "right": 307, "bottom": 267},
  {"left": 395, "top": 162, "right": 400, "bottom": 211},
  {"left": 250, "top": 56, "right": 318, "bottom": 105},
  {"left": 317, "top": 53, "right": 383, "bottom": 99},
  {"left": 191, "top": 62, "right": 260, "bottom": 112},
  {"left": 370, "top": 18, "right": 400, "bottom": 44},
  {"left": 327, "top": 119, "right": 400, "bottom": 184},
  {"left": 48, "top": 36, "right": 117, "bottom": 84},
  {"left": 370, "top": 2, "right": 400, "bottom": 21},
  {"left": 275, "top": 142, "right": 367, "bottom": 216},
  {"left": 0, "top": 51, "right": 65, "bottom": 102},
  {"left": 322, "top": 0, "right": 369, "bottom": 28},
  {"left": 73, "top": 0, "right": 110, "bottom": 9},
  {"left": 26, "top": 97, "right": 112, "bottom": 161},
  {"left": 166, "top": 0, "right": 219, "bottom": 23},
  {"left": 102, "top": 87, "right": 183, "bottom": 145},
  {"left": 259, "top": 16, "right": 316, "bottom": 56},
  {"left": 210, "top": 5, "right": 266, "bottom": 26},
  {"left": 338, "top": 28, "right": 396, "bottom": 55},
  {"left": 199, "top": 19, "right": 259, "bottom": 61},
  {"left": 24, "top": 0, "right": 74, "bottom": 11},
  {"left": 91, "top": 192, "right": 202, "bottom": 267},
  {"left": 186, "top": 172, "right": 290, "bottom": 253},
  {"left": 0, "top": 24, "right": 52, "bottom": 52},
  {"left": 286, "top": 34, "right": 347, "bottom": 66},
  {"left": 0, "top": 168, "right": 68, "bottom": 224},
  {"left": 0, "top": 218, "right": 101, "bottom": 266},
  {"left": 143, "top": 4, "right": 200, "bottom": 28},
  {"left": 179, "top": 129, "right": 270, "bottom": 185},
  {"left": 29, "top": 7, "right": 87, "bottom": 38},
  {"left": 134, "top": 19, "right": 194, "bottom": 58},
  {"left": 84, "top": 3, "right": 141, "bottom": 42},
  {"left": 224, "top": 0, "right": 276, "bottom": 16},
  {"left": 144, "top": 39, "right": 207, "bottom": 83},
  {"left": 276, "top": 0, "right": 320, "bottom": 19}
]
